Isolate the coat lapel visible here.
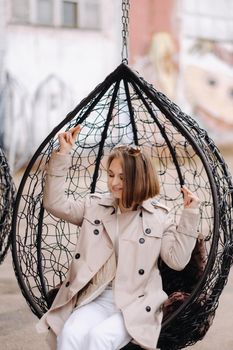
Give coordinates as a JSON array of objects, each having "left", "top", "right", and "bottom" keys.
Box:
[
  {"left": 98, "top": 194, "right": 117, "bottom": 246},
  {"left": 101, "top": 214, "right": 117, "bottom": 246}
]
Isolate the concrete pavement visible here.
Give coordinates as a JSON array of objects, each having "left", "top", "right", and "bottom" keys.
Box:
[{"left": 0, "top": 252, "right": 232, "bottom": 350}]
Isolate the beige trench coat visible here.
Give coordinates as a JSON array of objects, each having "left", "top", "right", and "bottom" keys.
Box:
[{"left": 37, "top": 152, "right": 200, "bottom": 350}]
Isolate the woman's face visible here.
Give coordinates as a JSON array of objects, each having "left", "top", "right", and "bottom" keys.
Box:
[{"left": 107, "top": 157, "right": 124, "bottom": 200}]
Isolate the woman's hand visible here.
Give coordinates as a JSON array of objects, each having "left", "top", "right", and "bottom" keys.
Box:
[
  {"left": 57, "top": 125, "right": 81, "bottom": 155},
  {"left": 181, "top": 186, "right": 200, "bottom": 209}
]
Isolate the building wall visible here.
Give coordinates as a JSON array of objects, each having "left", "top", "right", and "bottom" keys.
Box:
[
  {"left": 129, "top": 0, "right": 176, "bottom": 62},
  {"left": 0, "top": 0, "right": 6, "bottom": 84},
  {"left": 0, "top": 0, "right": 6, "bottom": 149},
  {"left": 2, "top": 0, "right": 233, "bottom": 171},
  {"left": 129, "top": 0, "right": 233, "bottom": 149},
  {"left": 2, "top": 0, "right": 121, "bottom": 170}
]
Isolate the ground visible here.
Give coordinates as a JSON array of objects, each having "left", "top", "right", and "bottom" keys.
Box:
[{"left": 0, "top": 241, "right": 233, "bottom": 349}]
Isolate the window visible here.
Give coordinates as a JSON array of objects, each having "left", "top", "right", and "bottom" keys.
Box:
[
  {"left": 62, "top": 0, "right": 101, "bottom": 29},
  {"left": 11, "top": 0, "right": 30, "bottom": 23},
  {"left": 63, "top": 1, "right": 78, "bottom": 27},
  {"left": 10, "top": 0, "right": 101, "bottom": 30},
  {"left": 180, "top": 0, "right": 233, "bottom": 41},
  {"left": 37, "top": 0, "right": 53, "bottom": 26},
  {"left": 80, "top": 0, "right": 101, "bottom": 29}
]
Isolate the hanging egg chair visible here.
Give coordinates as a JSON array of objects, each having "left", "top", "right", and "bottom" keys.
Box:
[
  {"left": 11, "top": 62, "right": 233, "bottom": 350},
  {"left": 0, "top": 147, "right": 15, "bottom": 264}
]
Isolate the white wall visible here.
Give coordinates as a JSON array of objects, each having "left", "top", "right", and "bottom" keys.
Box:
[{"left": 2, "top": 0, "right": 122, "bottom": 171}]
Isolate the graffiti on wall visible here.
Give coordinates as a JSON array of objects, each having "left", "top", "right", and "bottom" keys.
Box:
[
  {"left": 0, "top": 73, "right": 73, "bottom": 172},
  {"left": 182, "top": 39, "right": 233, "bottom": 145},
  {"left": 133, "top": 32, "right": 233, "bottom": 146}
]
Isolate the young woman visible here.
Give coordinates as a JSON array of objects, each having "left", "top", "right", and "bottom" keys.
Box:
[{"left": 37, "top": 125, "right": 200, "bottom": 350}]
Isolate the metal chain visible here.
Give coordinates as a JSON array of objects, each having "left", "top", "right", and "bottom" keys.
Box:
[{"left": 121, "top": 0, "right": 130, "bottom": 64}]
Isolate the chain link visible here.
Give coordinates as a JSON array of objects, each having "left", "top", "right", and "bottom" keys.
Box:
[{"left": 121, "top": 0, "right": 130, "bottom": 64}]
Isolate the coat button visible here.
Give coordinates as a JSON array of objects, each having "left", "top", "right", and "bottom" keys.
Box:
[
  {"left": 146, "top": 306, "right": 151, "bottom": 312},
  {"left": 75, "top": 253, "right": 80, "bottom": 259},
  {"left": 94, "top": 219, "right": 100, "bottom": 224},
  {"left": 94, "top": 229, "right": 99, "bottom": 235},
  {"left": 65, "top": 281, "right": 70, "bottom": 287},
  {"left": 138, "top": 269, "right": 144, "bottom": 275},
  {"left": 145, "top": 228, "right": 151, "bottom": 234},
  {"left": 139, "top": 238, "right": 145, "bottom": 244}
]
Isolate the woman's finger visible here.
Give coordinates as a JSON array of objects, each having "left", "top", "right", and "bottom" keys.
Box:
[
  {"left": 181, "top": 187, "right": 189, "bottom": 202},
  {"left": 58, "top": 132, "right": 68, "bottom": 143},
  {"left": 68, "top": 125, "right": 81, "bottom": 139},
  {"left": 57, "top": 125, "right": 81, "bottom": 154},
  {"left": 181, "top": 186, "right": 200, "bottom": 208},
  {"left": 67, "top": 131, "right": 73, "bottom": 144}
]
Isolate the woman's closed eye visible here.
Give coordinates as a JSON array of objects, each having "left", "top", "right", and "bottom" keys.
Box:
[{"left": 108, "top": 171, "right": 124, "bottom": 181}]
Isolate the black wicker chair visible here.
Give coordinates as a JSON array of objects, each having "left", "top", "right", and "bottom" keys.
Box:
[
  {"left": 12, "top": 64, "right": 233, "bottom": 350},
  {"left": 0, "top": 147, "right": 15, "bottom": 264}
]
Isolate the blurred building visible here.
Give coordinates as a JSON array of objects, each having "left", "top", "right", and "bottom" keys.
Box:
[
  {"left": 0, "top": 0, "right": 121, "bottom": 171},
  {"left": 129, "top": 0, "right": 178, "bottom": 100},
  {"left": 129, "top": 0, "right": 233, "bottom": 148},
  {"left": 1, "top": 0, "right": 233, "bottom": 172},
  {"left": 0, "top": 0, "right": 6, "bottom": 147},
  {"left": 178, "top": 0, "right": 233, "bottom": 146}
]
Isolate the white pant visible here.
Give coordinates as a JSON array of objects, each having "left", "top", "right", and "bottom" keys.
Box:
[{"left": 57, "top": 288, "right": 132, "bottom": 350}]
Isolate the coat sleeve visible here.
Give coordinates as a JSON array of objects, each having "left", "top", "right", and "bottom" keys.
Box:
[
  {"left": 43, "top": 151, "right": 87, "bottom": 226},
  {"left": 160, "top": 208, "right": 200, "bottom": 271}
]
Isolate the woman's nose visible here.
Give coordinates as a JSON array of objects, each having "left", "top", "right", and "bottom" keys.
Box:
[{"left": 112, "top": 176, "right": 120, "bottom": 186}]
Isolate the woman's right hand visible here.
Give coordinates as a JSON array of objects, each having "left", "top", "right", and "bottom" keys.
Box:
[
  {"left": 57, "top": 125, "right": 81, "bottom": 154},
  {"left": 181, "top": 185, "right": 200, "bottom": 209}
]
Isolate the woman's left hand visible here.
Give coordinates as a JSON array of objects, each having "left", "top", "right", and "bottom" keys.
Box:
[{"left": 181, "top": 186, "right": 200, "bottom": 209}]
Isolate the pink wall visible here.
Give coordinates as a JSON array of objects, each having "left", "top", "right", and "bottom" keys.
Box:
[{"left": 129, "top": 0, "right": 176, "bottom": 62}]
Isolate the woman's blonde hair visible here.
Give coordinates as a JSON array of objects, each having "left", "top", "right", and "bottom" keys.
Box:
[{"left": 107, "top": 145, "right": 160, "bottom": 208}]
